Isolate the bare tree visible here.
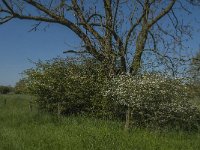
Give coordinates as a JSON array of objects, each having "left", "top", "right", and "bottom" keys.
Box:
[
  {"left": 0, "top": 0, "right": 199, "bottom": 129},
  {"left": 1, "top": 0, "right": 198, "bottom": 74}
]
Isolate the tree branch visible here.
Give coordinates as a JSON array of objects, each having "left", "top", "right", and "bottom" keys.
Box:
[
  {"left": 21, "top": 0, "right": 105, "bottom": 61},
  {"left": 125, "top": 11, "right": 145, "bottom": 52},
  {"left": 148, "top": 0, "right": 176, "bottom": 28},
  {"left": 71, "top": 0, "right": 104, "bottom": 46},
  {"left": 63, "top": 50, "right": 88, "bottom": 54},
  {"left": 2, "top": 0, "right": 14, "bottom": 14}
]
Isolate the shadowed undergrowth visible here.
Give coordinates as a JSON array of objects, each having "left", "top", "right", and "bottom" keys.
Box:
[{"left": 0, "top": 94, "right": 200, "bottom": 150}]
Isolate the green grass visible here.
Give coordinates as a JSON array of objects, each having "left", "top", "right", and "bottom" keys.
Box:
[{"left": 0, "top": 94, "right": 200, "bottom": 150}]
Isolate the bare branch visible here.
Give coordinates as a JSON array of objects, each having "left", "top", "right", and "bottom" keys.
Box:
[
  {"left": 2, "top": 0, "right": 14, "bottom": 13},
  {"left": 148, "top": 0, "right": 176, "bottom": 28},
  {"left": 0, "top": 16, "right": 13, "bottom": 24},
  {"left": 71, "top": 0, "right": 104, "bottom": 45},
  {"left": 113, "top": 0, "right": 120, "bottom": 29},
  {"left": 63, "top": 50, "right": 88, "bottom": 54},
  {"left": 21, "top": 0, "right": 105, "bottom": 61},
  {"left": 125, "top": 11, "right": 145, "bottom": 52}
]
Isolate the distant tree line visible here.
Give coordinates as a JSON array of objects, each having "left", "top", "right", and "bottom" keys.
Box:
[{"left": 0, "top": 85, "right": 14, "bottom": 94}]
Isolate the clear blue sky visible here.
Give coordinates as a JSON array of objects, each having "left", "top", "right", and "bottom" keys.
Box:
[
  {"left": 0, "top": 20, "right": 79, "bottom": 86},
  {"left": 0, "top": 4, "right": 199, "bottom": 86}
]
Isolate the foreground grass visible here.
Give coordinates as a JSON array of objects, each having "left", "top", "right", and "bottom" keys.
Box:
[{"left": 0, "top": 94, "right": 200, "bottom": 150}]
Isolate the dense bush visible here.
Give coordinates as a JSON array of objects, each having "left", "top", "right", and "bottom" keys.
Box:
[
  {"left": 24, "top": 58, "right": 116, "bottom": 118},
  {"left": 0, "top": 85, "right": 13, "bottom": 94},
  {"left": 103, "top": 74, "right": 200, "bottom": 130}
]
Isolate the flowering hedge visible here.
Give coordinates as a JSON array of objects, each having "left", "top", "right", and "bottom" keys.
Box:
[
  {"left": 24, "top": 57, "right": 200, "bottom": 130},
  {"left": 103, "top": 74, "right": 200, "bottom": 130}
]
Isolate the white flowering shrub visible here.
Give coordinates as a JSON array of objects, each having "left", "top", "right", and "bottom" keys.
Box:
[{"left": 103, "top": 74, "right": 200, "bottom": 130}]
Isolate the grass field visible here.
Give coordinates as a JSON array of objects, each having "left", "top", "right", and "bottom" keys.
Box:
[{"left": 0, "top": 94, "right": 200, "bottom": 150}]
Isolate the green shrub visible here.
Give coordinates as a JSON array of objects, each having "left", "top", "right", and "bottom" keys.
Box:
[
  {"left": 15, "top": 79, "right": 28, "bottom": 94},
  {"left": 103, "top": 74, "right": 200, "bottom": 130},
  {"left": 24, "top": 57, "right": 116, "bottom": 118}
]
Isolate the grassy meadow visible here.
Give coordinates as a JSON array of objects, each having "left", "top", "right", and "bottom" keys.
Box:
[{"left": 0, "top": 94, "right": 200, "bottom": 150}]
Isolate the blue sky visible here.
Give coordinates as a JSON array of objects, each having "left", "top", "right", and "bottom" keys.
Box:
[
  {"left": 0, "top": 3, "right": 199, "bottom": 86},
  {"left": 0, "top": 20, "right": 79, "bottom": 86}
]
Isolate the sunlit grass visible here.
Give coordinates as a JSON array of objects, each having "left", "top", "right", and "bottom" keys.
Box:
[{"left": 0, "top": 94, "right": 200, "bottom": 150}]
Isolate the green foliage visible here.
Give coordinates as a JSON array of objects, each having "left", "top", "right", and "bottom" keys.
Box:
[
  {"left": 0, "top": 85, "right": 13, "bottom": 94},
  {"left": 104, "top": 74, "right": 200, "bottom": 130},
  {"left": 24, "top": 57, "right": 114, "bottom": 117},
  {"left": 15, "top": 79, "right": 28, "bottom": 94}
]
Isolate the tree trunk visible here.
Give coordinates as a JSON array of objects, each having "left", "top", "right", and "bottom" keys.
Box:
[
  {"left": 124, "top": 106, "right": 131, "bottom": 131},
  {"left": 126, "top": 26, "right": 148, "bottom": 131},
  {"left": 130, "top": 27, "right": 148, "bottom": 75}
]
